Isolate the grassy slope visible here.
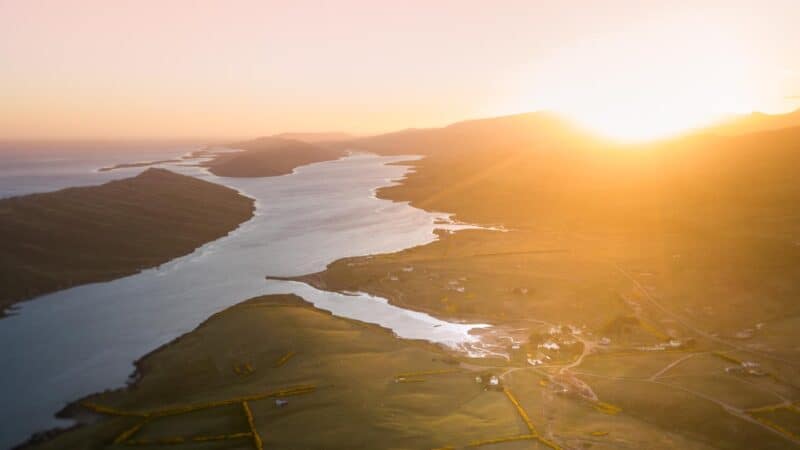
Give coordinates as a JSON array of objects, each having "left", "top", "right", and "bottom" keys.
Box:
[
  {"left": 341, "top": 116, "right": 800, "bottom": 336},
  {"left": 30, "top": 295, "right": 709, "bottom": 450},
  {"left": 298, "top": 229, "right": 630, "bottom": 329},
  {"left": 371, "top": 123, "right": 800, "bottom": 232},
  {"left": 287, "top": 113, "right": 800, "bottom": 448},
  {"left": 0, "top": 168, "right": 254, "bottom": 312}
]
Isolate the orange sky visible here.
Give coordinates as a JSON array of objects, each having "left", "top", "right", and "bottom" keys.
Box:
[{"left": 1, "top": 0, "right": 799, "bottom": 140}]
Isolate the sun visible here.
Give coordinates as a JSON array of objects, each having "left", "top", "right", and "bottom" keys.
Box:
[
  {"left": 550, "top": 60, "right": 751, "bottom": 141},
  {"left": 559, "top": 95, "right": 732, "bottom": 142},
  {"left": 524, "top": 17, "right": 760, "bottom": 141}
]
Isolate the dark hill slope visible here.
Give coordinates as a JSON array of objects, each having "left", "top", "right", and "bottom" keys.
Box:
[
  {"left": 0, "top": 168, "right": 254, "bottom": 314},
  {"left": 273, "top": 132, "right": 354, "bottom": 143},
  {"left": 205, "top": 137, "right": 345, "bottom": 177}
]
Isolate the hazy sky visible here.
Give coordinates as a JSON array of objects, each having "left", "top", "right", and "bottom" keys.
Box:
[{"left": 2, "top": 0, "right": 799, "bottom": 139}]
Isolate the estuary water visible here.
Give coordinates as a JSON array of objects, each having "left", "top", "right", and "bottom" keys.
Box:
[
  {"left": 0, "top": 140, "right": 204, "bottom": 198},
  {"left": 0, "top": 150, "right": 490, "bottom": 448}
]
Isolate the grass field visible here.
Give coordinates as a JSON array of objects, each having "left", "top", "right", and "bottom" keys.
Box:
[
  {"left": 28, "top": 295, "right": 526, "bottom": 449},
  {"left": 282, "top": 225, "right": 800, "bottom": 449},
  {"left": 28, "top": 294, "right": 748, "bottom": 450}
]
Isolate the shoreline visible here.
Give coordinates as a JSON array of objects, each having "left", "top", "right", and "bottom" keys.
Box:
[
  {"left": 0, "top": 168, "right": 256, "bottom": 317},
  {"left": 5, "top": 152, "right": 489, "bottom": 449},
  {"left": 265, "top": 268, "right": 501, "bottom": 327},
  {"left": 16, "top": 294, "right": 462, "bottom": 449}
]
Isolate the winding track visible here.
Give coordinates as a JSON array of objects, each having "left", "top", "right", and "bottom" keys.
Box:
[
  {"left": 648, "top": 352, "right": 701, "bottom": 380},
  {"left": 615, "top": 263, "right": 800, "bottom": 367}
]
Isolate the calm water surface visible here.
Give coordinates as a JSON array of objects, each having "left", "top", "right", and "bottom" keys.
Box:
[
  {"left": 0, "top": 151, "right": 489, "bottom": 448},
  {"left": 0, "top": 141, "right": 205, "bottom": 198}
]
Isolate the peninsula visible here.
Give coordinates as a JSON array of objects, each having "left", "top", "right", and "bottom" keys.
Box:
[
  {"left": 0, "top": 168, "right": 254, "bottom": 315},
  {"left": 203, "top": 137, "right": 345, "bottom": 177}
]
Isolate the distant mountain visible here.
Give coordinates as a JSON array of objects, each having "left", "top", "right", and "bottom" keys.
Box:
[
  {"left": 707, "top": 109, "right": 800, "bottom": 136},
  {"left": 334, "top": 108, "right": 800, "bottom": 157},
  {"left": 272, "top": 132, "right": 355, "bottom": 143},
  {"left": 342, "top": 108, "right": 800, "bottom": 233},
  {"left": 206, "top": 137, "right": 345, "bottom": 177},
  {"left": 340, "top": 111, "right": 605, "bottom": 156}
]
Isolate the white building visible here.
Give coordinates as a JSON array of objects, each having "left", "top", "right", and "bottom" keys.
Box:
[{"left": 540, "top": 341, "right": 560, "bottom": 351}]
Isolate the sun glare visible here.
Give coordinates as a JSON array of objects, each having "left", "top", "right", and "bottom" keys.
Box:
[{"left": 527, "top": 18, "right": 760, "bottom": 141}]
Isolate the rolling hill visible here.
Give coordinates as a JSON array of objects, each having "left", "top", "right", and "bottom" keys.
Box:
[
  {"left": 204, "top": 137, "right": 345, "bottom": 177},
  {"left": 0, "top": 168, "right": 254, "bottom": 314}
]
